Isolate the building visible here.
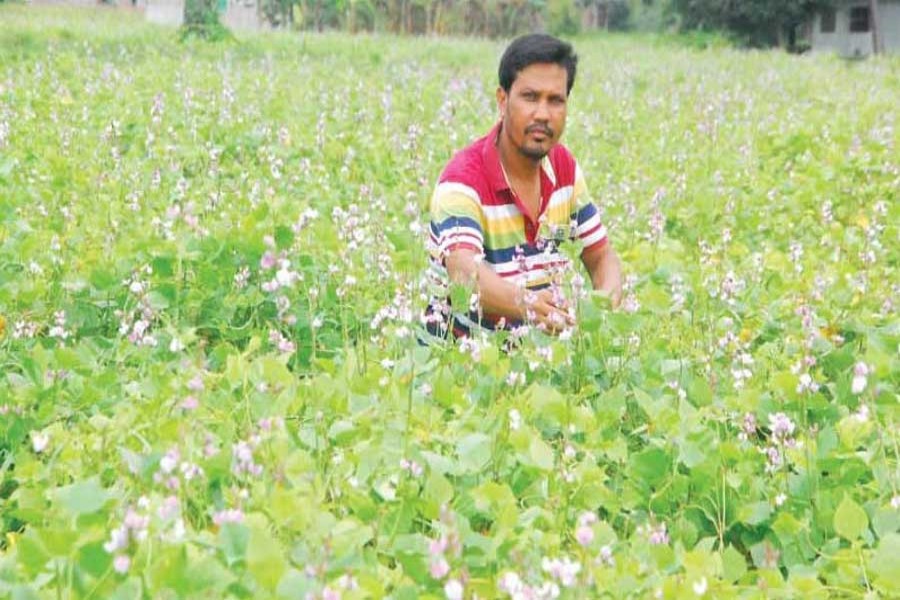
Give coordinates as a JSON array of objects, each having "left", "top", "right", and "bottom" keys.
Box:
[{"left": 809, "top": 0, "right": 900, "bottom": 56}]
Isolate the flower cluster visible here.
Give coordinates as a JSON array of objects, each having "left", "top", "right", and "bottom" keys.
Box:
[
  {"left": 761, "top": 412, "right": 799, "bottom": 473},
  {"left": 117, "top": 265, "right": 158, "bottom": 347},
  {"left": 232, "top": 438, "right": 264, "bottom": 478},
  {"left": 542, "top": 556, "right": 582, "bottom": 587},
  {"left": 498, "top": 571, "right": 562, "bottom": 600},
  {"left": 153, "top": 446, "right": 205, "bottom": 491},
  {"left": 103, "top": 500, "right": 151, "bottom": 574},
  {"left": 851, "top": 361, "right": 870, "bottom": 395}
]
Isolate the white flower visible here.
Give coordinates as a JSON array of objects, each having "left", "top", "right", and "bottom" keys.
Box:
[
  {"left": 775, "top": 493, "right": 787, "bottom": 507},
  {"left": 160, "top": 448, "right": 179, "bottom": 474},
  {"left": 508, "top": 409, "right": 522, "bottom": 431},
  {"left": 852, "top": 362, "right": 869, "bottom": 394},
  {"left": 31, "top": 431, "right": 49, "bottom": 453},
  {"left": 692, "top": 576, "right": 708, "bottom": 596},
  {"left": 498, "top": 572, "right": 522, "bottom": 594},
  {"left": 444, "top": 578, "right": 464, "bottom": 600},
  {"left": 103, "top": 526, "right": 129, "bottom": 553}
]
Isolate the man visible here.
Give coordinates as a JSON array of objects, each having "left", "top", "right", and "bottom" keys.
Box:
[{"left": 424, "top": 34, "right": 622, "bottom": 339}]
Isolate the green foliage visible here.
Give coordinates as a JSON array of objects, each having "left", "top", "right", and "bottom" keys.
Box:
[
  {"left": 181, "top": 0, "right": 232, "bottom": 40},
  {"left": 548, "top": 0, "right": 581, "bottom": 36},
  {"left": 669, "top": 0, "right": 832, "bottom": 48}
]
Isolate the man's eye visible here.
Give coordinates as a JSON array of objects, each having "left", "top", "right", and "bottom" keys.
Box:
[{"left": 522, "top": 92, "right": 537, "bottom": 101}]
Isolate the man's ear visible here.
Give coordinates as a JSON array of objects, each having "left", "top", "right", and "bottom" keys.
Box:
[{"left": 496, "top": 86, "right": 507, "bottom": 117}]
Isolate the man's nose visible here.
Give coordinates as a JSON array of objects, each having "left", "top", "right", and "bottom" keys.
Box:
[{"left": 534, "top": 99, "right": 550, "bottom": 121}]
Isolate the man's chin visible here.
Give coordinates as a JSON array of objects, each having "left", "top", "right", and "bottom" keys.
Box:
[{"left": 519, "top": 144, "right": 550, "bottom": 161}]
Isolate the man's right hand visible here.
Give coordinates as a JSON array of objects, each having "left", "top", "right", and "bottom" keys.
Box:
[{"left": 522, "top": 288, "right": 575, "bottom": 335}]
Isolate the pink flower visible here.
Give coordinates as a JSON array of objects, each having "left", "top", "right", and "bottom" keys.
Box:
[
  {"left": 213, "top": 508, "right": 244, "bottom": 526},
  {"left": 575, "top": 525, "right": 594, "bottom": 547},
  {"left": 429, "top": 537, "right": 448, "bottom": 557},
  {"left": 429, "top": 557, "right": 450, "bottom": 579},
  {"left": 113, "top": 554, "right": 130, "bottom": 574},
  {"left": 321, "top": 586, "right": 341, "bottom": 600},
  {"left": 260, "top": 251, "right": 277, "bottom": 270},
  {"left": 648, "top": 522, "right": 669, "bottom": 546}
]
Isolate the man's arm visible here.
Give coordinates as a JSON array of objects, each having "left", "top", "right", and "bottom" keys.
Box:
[
  {"left": 445, "top": 248, "right": 573, "bottom": 332},
  {"left": 581, "top": 242, "right": 623, "bottom": 308}
]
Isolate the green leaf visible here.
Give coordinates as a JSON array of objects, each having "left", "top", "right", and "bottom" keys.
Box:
[
  {"left": 330, "top": 518, "right": 373, "bottom": 558},
  {"left": 833, "top": 496, "right": 868, "bottom": 541},
  {"left": 219, "top": 523, "right": 249, "bottom": 567},
  {"left": 870, "top": 533, "right": 900, "bottom": 595},
  {"left": 527, "top": 436, "right": 555, "bottom": 471},
  {"left": 50, "top": 477, "right": 110, "bottom": 516},
  {"left": 423, "top": 471, "right": 454, "bottom": 517},
  {"left": 246, "top": 514, "right": 287, "bottom": 591},
  {"left": 739, "top": 501, "right": 771, "bottom": 526},
  {"left": 109, "top": 578, "right": 143, "bottom": 600},
  {"left": 628, "top": 447, "right": 671, "bottom": 487},
  {"left": 76, "top": 541, "right": 111, "bottom": 578},
  {"left": 456, "top": 433, "right": 492, "bottom": 474},
  {"left": 722, "top": 545, "right": 747, "bottom": 583}
]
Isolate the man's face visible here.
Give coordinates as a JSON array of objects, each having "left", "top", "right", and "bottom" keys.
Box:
[{"left": 497, "top": 62, "right": 568, "bottom": 161}]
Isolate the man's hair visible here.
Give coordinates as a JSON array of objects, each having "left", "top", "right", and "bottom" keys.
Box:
[{"left": 498, "top": 34, "right": 578, "bottom": 95}]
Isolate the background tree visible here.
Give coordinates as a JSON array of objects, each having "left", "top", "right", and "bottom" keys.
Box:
[
  {"left": 182, "top": 0, "right": 229, "bottom": 38},
  {"left": 669, "top": 0, "right": 833, "bottom": 48}
]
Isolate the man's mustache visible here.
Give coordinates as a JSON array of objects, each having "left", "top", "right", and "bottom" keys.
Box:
[{"left": 526, "top": 124, "right": 553, "bottom": 137}]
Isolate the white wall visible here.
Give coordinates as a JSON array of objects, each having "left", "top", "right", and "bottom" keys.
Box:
[
  {"left": 222, "top": 1, "right": 264, "bottom": 31},
  {"left": 881, "top": 2, "right": 900, "bottom": 52},
  {"left": 145, "top": 0, "right": 183, "bottom": 26}
]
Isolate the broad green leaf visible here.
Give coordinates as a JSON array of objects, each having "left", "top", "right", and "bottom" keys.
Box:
[
  {"left": 330, "top": 518, "right": 373, "bottom": 558},
  {"left": 628, "top": 446, "right": 671, "bottom": 487},
  {"left": 246, "top": 514, "right": 287, "bottom": 591},
  {"left": 219, "top": 523, "right": 249, "bottom": 567},
  {"left": 50, "top": 477, "right": 109, "bottom": 516},
  {"left": 527, "top": 436, "right": 555, "bottom": 471},
  {"left": 423, "top": 471, "right": 454, "bottom": 516},
  {"left": 722, "top": 545, "right": 747, "bottom": 582},
  {"left": 870, "top": 533, "right": 900, "bottom": 595},
  {"left": 739, "top": 501, "right": 772, "bottom": 526},
  {"left": 833, "top": 496, "right": 868, "bottom": 541},
  {"left": 456, "top": 433, "right": 492, "bottom": 474}
]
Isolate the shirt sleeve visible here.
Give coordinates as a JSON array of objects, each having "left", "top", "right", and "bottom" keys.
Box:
[
  {"left": 569, "top": 162, "right": 608, "bottom": 252},
  {"left": 429, "top": 181, "right": 485, "bottom": 260}
]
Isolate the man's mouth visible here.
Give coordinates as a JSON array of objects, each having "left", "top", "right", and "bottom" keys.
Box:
[{"left": 526, "top": 125, "right": 552, "bottom": 138}]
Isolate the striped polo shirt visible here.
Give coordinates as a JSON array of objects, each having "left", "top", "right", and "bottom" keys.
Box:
[{"left": 423, "top": 122, "right": 608, "bottom": 338}]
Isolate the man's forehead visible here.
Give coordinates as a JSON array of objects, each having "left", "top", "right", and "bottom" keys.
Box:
[{"left": 510, "top": 63, "right": 568, "bottom": 90}]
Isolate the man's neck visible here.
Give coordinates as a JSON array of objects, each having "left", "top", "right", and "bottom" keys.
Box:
[{"left": 496, "top": 128, "right": 541, "bottom": 183}]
